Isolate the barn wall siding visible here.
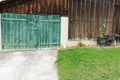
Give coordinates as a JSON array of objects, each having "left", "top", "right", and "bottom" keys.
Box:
[
  {"left": 0, "top": 0, "right": 68, "bottom": 15},
  {"left": 1, "top": 0, "right": 120, "bottom": 46},
  {"left": 68, "top": 0, "right": 120, "bottom": 40}
]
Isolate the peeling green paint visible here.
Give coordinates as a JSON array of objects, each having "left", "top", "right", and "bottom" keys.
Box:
[{"left": 1, "top": 13, "right": 61, "bottom": 50}]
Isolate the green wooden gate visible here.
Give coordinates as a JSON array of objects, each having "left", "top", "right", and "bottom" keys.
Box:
[{"left": 1, "top": 13, "right": 61, "bottom": 50}]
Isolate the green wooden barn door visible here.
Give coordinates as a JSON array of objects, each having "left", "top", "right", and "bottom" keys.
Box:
[
  {"left": 1, "top": 13, "right": 61, "bottom": 50},
  {"left": 1, "top": 13, "right": 30, "bottom": 49},
  {"left": 37, "top": 15, "right": 61, "bottom": 48}
]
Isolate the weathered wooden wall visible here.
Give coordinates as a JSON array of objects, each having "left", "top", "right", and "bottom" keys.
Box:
[
  {"left": 1, "top": 0, "right": 120, "bottom": 40},
  {"left": 69, "top": 0, "right": 120, "bottom": 40},
  {"left": 0, "top": 0, "right": 68, "bottom": 15}
]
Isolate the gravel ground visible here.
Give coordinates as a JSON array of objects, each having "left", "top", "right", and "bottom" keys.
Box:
[{"left": 0, "top": 50, "right": 58, "bottom": 80}]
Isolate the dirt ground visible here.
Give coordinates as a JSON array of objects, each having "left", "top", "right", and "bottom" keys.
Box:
[{"left": 0, "top": 50, "right": 58, "bottom": 80}]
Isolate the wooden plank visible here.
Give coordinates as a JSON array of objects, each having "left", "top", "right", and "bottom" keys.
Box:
[
  {"left": 38, "top": 20, "right": 60, "bottom": 22},
  {"left": 2, "top": 18, "right": 27, "bottom": 21}
]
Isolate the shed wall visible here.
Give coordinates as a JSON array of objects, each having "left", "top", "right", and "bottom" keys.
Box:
[
  {"left": 69, "top": 0, "right": 120, "bottom": 40},
  {"left": 0, "top": 0, "right": 68, "bottom": 15}
]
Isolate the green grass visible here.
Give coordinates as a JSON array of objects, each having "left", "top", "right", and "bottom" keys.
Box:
[{"left": 56, "top": 48, "right": 120, "bottom": 80}]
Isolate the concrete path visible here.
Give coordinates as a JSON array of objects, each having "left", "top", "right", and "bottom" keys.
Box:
[{"left": 0, "top": 50, "right": 58, "bottom": 80}]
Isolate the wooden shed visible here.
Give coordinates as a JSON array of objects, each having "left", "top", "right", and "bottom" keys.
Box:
[
  {"left": 0, "top": 0, "right": 120, "bottom": 50},
  {"left": 0, "top": 0, "right": 68, "bottom": 50}
]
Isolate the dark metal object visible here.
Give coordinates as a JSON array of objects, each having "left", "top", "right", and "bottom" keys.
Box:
[{"left": 97, "top": 34, "right": 120, "bottom": 46}]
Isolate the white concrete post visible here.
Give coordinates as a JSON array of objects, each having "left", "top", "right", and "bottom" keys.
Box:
[
  {"left": 60, "top": 17, "right": 68, "bottom": 48},
  {"left": 0, "top": 14, "right": 2, "bottom": 50}
]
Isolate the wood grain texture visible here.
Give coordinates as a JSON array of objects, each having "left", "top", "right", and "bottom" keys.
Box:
[
  {"left": 0, "top": 0, "right": 68, "bottom": 15},
  {"left": 68, "top": 0, "right": 120, "bottom": 40}
]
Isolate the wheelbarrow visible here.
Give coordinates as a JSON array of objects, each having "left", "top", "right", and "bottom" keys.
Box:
[{"left": 97, "top": 35, "right": 116, "bottom": 47}]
